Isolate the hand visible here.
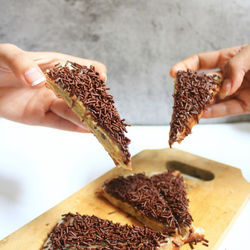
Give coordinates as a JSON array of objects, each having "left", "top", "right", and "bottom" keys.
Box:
[
  {"left": 0, "top": 43, "right": 106, "bottom": 131},
  {"left": 170, "top": 44, "right": 250, "bottom": 118}
]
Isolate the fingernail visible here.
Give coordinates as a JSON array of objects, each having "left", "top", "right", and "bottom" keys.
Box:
[
  {"left": 101, "top": 72, "right": 107, "bottom": 82},
  {"left": 219, "top": 80, "right": 231, "bottom": 99},
  {"left": 24, "top": 68, "right": 46, "bottom": 86},
  {"left": 174, "top": 67, "right": 184, "bottom": 73},
  {"left": 176, "top": 67, "right": 183, "bottom": 71}
]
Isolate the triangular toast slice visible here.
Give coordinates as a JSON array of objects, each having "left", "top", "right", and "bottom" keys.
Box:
[
  {"left": 169, "top": 69, "right": 221, "bottom": 147},
  {"left": 150, "top": 171, "right": 208, "bottom": 249},
  {"left": 43, "top": 213, "right": 172, "bottom": 249},
  {"left": 150, "top": 171, "right": 193, "bottom": 232},
  {"left": 102, "top": 173, "right": 179, "bottom": 235},
  {"left": 102, "top": 170, "right": 208, "bottom": 249},
  {"left": 46, "top": 61, "right": 131, "bottom": 169}
]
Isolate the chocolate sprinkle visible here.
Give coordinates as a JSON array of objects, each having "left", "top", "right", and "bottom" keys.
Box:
[
  {"left": 104, "top": 171, "right": 209, "bottom": 248},
  {"left": 104, "top": 173, "right": 178, "bottom": 233},
  {"left": 46, "top": 61, "right": 130, "bottom": 164},
  {"left": 172, "top": 241, "right": 180, "bottom": 247},
  {"left": 150, "top": 170, "right": 193, "bottom": 228},
  {"left": 43, "top": 213, "right": 167, "bottom": 249},
  {"left": 185, "top": 228, "right": 209, "bottom": 249},
  {"left": 169, "top": 69, "right": 221, "bottom": 147}
]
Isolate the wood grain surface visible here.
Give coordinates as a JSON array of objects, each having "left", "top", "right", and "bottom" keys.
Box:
[{"left": 0, "top": 148, "right": 249, "bottom": 250}]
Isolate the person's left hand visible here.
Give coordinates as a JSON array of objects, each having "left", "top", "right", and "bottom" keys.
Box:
[
  {"left": 0, "top": 43, "right": 107, "bottom": 131},
  {"left": 169, "top": 45, "right": 250, "bottom": 118}
]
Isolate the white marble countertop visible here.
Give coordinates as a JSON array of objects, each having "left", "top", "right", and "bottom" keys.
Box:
[{"left": 0, "top": 119, "right": 249, "bottom": 249}]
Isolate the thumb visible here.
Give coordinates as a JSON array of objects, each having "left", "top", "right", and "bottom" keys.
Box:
[
  {"left": 220, "top": 44, "right": 250, "bottom": 98},
  {"left": 0, "top": 43, "right": 46, "bottom": 88}
]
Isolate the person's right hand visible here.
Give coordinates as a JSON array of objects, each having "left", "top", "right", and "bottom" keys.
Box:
[
  {"left": 0, "top": 43, "right": 106, "bottom": 131},
  {"left": 170, "top": 44, "right": 250, "bottom": 118}
]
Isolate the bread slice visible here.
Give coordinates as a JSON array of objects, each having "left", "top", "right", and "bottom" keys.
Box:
[
  {"left": 102, "top": 173, "right": 178, "bottom": 235},
  {"left": 150, "top": 171, "right": 192, "bottom": 231},
  {"left": 102, "top": 171, "right": 208, "bottom": 249},
  {"left": 169, "top": 69, "right": 221, "bottom": 147},
  {"left": 46, "top": 61, "right": 131, "bottom": 169},
  {"left": 43, "top": 213, "right": 173, "bottom": 249}
]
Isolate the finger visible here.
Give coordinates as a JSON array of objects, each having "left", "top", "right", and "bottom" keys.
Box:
[
  {"left": 49, "top": 98, "right": 90, "bottom": 131},
  {"left": 202, "top": 99, "right": 247, "bottom": 118},
  {"left": 41, "top": 111, "right": 89, "bottom": 132},
  {"left": 0, "top": 43, "right": 46, "bottom": 88},
  {"left": 27, "top": 51, "right": 107, "bottom": 82},
  {"left": 221, "top": 44, "right": 250, "bottom": 97},
  {"left": 170, "top": 46, "right": 243, "bottom": 78}
]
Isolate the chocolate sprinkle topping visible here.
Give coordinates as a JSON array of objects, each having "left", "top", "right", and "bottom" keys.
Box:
[
  {"left": 185, "top": 228, "right": 209, "bottom": 249},
  {"left": 151, "top": 170, "right": 193, "bottom": 228},
  {"left": 43, "top": 213, "right": 167, "bottom": 249},
  {"left": 169, "top": 69, "right": 221, "bottom": 147},
  {"left": 46, "top": 61, "right": 130, "bottom": 164},
  {"left": 104, "top": 171, "right": 209, "bottom": 248},
  {"left": 104, "top": 173, "right": 178, "bottom": 233}
]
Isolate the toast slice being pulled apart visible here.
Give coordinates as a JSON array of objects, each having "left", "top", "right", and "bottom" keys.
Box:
[
  {"left": 102, "top": 170, "right": 208, "bottom": 249},
  {"left": 46, "top": 61, "right": 131, "bottom": 169},
  {"left": 43, "top": 213, "right": 173, "bottom": 250},
  {"left": 169, "top": 69, "right": 221, "bottom": 147}
]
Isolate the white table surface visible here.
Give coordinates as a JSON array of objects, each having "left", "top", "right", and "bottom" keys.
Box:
[{"left": 0, "top": 119, "right": 249, "bottom": 250}]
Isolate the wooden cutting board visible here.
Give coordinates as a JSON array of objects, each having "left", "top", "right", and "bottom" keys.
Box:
[{"left": 1, "top": 148, "right": 249, "bottom": 250}]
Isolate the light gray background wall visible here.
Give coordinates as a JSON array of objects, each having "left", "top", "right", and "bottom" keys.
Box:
[{"left": 0, "top": 0, "right": 250, "bottom": 124}]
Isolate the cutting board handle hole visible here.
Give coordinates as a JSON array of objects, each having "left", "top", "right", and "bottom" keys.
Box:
[{"left": 166, "top": 161, "right": 214, "bottom": 181}]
